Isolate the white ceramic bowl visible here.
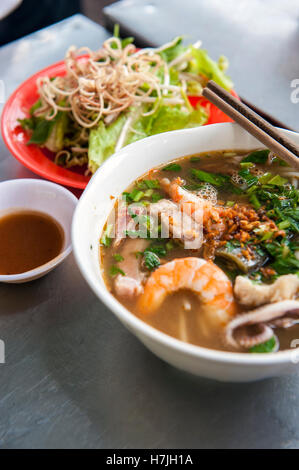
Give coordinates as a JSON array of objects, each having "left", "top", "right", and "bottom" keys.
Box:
[
  {"left": 72, "top": 123, "right": 299, "bottom": 382},
  {"left": 0, "top": 179, "right": 77, "bottom": 283}
]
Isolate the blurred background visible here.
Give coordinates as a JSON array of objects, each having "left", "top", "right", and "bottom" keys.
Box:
[{"left": 0, "top": 0, "right": 114, "bottom": 45}]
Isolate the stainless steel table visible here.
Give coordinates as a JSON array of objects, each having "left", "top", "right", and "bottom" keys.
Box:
[{"left": 0, "top": 14, "right": 299, "bottom": 450}]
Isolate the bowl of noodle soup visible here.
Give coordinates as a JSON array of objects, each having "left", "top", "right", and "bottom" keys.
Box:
[{"left": 72, "top": 123, "right": 299, "bottom": 382}]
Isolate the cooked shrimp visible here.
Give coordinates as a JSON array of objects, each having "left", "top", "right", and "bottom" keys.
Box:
[
  {"left": 137, "top": 257, "right": 237, "bottom": 331},
  {"left": 161, "top": 177, "right": 221, "bottom": 224}
]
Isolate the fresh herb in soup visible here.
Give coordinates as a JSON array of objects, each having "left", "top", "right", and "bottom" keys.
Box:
[{"left": 101, "top": 149, "right": 299, "bottom": 353}]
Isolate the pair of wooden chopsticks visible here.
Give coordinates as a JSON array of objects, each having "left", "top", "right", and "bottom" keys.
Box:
[{"left": 202, "top": 81, "right": 299, "bottom": 170}]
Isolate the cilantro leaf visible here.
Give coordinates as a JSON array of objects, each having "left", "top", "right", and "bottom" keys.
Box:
[
  {"left": 113, "top": 254, "right": 124, "bottom": 262},
  {"left": 143, "top": 251, "right": 160, "bottom": 270},
  {"left": 109, "top": 265, "right": 125, "bottom": 277}
]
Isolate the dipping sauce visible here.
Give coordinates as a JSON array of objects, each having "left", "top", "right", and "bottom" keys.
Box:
[{"left": 0, "top": 210, "right": 64, "bottom": 275}]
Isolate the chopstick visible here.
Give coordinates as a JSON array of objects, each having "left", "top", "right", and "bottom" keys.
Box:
[{"left": 202, "top": 80, "right": 299, "bottom": 170}]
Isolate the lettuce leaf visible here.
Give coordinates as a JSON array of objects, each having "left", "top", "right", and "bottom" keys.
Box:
[
  {"left": 150, "top": 105, "right": 207, "bottom": 135},
  {"left": 44, "top": 112, "right": 69, "bottom": 152},
  {"left": 187, "top": 46, "right": 233, "bottom": 91},
  {"left": 88, "top": 114, "right": 127, "bottom": 172},
  {"left": 126, "top": 104, "right": 207, "bottom": 145}
]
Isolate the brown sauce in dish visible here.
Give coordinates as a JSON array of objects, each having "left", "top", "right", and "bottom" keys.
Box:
[{"left": 0, "top": 210, "right": 64, "bottom": 275}]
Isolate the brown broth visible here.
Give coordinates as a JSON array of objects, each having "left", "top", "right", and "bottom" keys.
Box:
[
  {"left": 101, "top": 149, "right": 299, "bottom": 352},
  {"left": 0, "top": 210, "right": 64, "bottom": 275}
]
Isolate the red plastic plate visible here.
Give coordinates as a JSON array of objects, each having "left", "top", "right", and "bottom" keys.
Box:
[{"left": 1, "top": 57, "right": 237, "bottom": 189}]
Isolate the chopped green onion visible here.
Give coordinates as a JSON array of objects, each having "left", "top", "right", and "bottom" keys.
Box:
[
  {"left": 246, "top": 184, "right": 258, "bottom": 195},
  {"left": 277, "top": 220, "right": 291, "bottom": 230},
  {"left": 260, "top": 231, "right": 274, "bottom": 241},
  {"left": 223, "top": 151, "right": 237, "bottom": 157},
  {"left": 130, "top": 189, "right": 144, "bottom": 202},
  {"left": 267, "top": 175, "right": 288, "bottom": 186},
  {"left": 249, "top": 193, "right": 261, "bottom": 210},
  {"left": 144, "top": 189, "right": 154, "bottom": 198},
  {"left": 113, "top": 254, "right": 124, "bottom": 262},
  {"left": 240, "top": 162, "right": 254, "bottom": 169},
  {"left": 163, "top": 163, "right": 182, "bottom": 172},
  {"left": 137, "top": 179, "right": 160, "bottom": 189},
  {"left": 258, "top": 172, "right": 273, "bottom": 184}
]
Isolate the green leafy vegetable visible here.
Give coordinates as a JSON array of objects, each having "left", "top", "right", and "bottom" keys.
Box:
[
  {"left": 136, "top": 179, "right": 160, "bottom": 190},
  {"left": 126, "top": 104, "right": 208, "bottom": 146},
  {"left": 143, "top": 251, "right": 160, "bottom": 271},
  {"left": 18, "top": 117, "right": 36, "bottom": 131},
  {"left": 88, "top": 114, "right": 127, "bottom": 172},
  {"left": 238, "top": 169, "right": 258, "bottom": 188},
  {"left": 187, "top": 47, "right": 233, "bottom": 91},
  {"left": 149, "top": 105, "right": 207, "bottom": 135},
  {"left": 163, "top": 163, "right": 182, "bottom": 172},
  {"left": 264, "top": 240, "right": 299, "bottom": 275},
  {"left": 109, "top": 265, "right": 125, "bottom": 277},
  {"left": 29, "top": 99, "right": 42, "bottom": 115},
  {"left": 249, "top": 193, "right": 261, "bottom": 210},
  {"left": 151, "top": 192, "right": 163, "bottom": 203},
  {"left": 27, "top": 118, "right": 56, "bottom": 145},
  {"left": 249, "top": 336, "right": 278, "bottom": 353},
  {"left": 242, "top": 149, "right": 270, "bottom": 164},
  {"left": 113, "top": 254, "right": 124, "bottom": 262},
  {"left": 146, "top": 242, "right": 167, "bottom": 257},
  {"left": 267, "top": 175, "right": 288, "bottom": 186},
  {"left": 158, "top": 37, "right": 184, "bottom": 63},
  {"left": 43, "top": 112, "right": 69, "bottom": 152},
  {"left": 100, "top": 224, "right": 113, "bottom": 247},
  {"left": 191, "top": 168, "right": 230, "bottom": 187},
  {"left": 129, "top": 189, "right": 145, "bottom": 202}
]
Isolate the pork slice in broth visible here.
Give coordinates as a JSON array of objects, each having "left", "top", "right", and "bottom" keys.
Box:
[{"left": 114, "top": 238, "right": 149, "bottom": 298}]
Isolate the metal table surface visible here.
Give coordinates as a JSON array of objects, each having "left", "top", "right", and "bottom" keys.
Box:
[
  {"left": 0, "top": 14, "right": 299, "bottom": 450},
  {"left": 104, "top": 0, "right": 299, "bottom": 131}
]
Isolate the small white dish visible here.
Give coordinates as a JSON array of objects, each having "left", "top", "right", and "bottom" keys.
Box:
[
  {"left": 72, "top": 123, "right": 299, "bottom": 382},
  {"left": 0, "top": 179, "right": 77, "bottom": 283}
]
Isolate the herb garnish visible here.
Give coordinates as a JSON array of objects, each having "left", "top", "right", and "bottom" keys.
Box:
[
  {"left": 163, "top": 163, "right": 182, "bottom": 172},
  {"left": 109, "top": 265, "right": 125, "bottom": 277}
]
